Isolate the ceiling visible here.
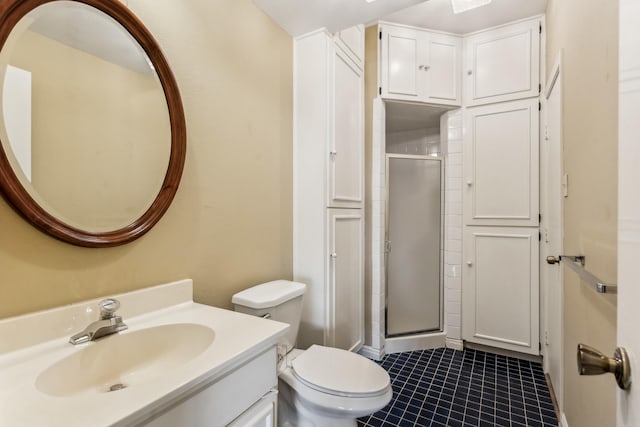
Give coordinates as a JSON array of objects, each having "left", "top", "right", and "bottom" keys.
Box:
[
  {"left": 382, "top": 0, "right": 547, "bottom": 34},
  {"left": 252, "top": 0, "right": 426, "bottom": 36},
  {"left": 253, "top": 0, "right": 547, "bottom": 37}
]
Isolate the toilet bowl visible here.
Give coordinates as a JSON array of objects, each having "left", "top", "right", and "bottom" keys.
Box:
[{"left": 232, "top": 280, "right": 392, "bottom": 427}]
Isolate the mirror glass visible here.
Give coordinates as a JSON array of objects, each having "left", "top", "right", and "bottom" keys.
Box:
[{"left": 0, "top": 1, "right": 171, "bottom": 233}]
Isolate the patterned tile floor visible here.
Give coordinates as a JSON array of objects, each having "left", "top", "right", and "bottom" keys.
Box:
[{"left": 358, "top": 348, "right": 558, "bottom": 427}]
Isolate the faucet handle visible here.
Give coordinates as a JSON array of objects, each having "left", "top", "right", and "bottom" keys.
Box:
[{"left": 99, "top": 298, "right": 120, "bottom": 319}]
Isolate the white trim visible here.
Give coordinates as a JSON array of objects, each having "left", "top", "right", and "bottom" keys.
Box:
[
  {"left": 446, "top": 338, "right": 464, "bottom": 350},
  {"left": 358, "top": 345, "right": 385, "bottom": 361},
  {"left": 560, "top": 412, "right": 569, "bottom": 427},
  {"left": 385, "top": 332, "right": 446, "bottom": 354}
]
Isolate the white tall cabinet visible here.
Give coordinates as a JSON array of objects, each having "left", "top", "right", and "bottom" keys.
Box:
[
  {"left": 293, "top": 28, "right": 364, "bottom": 352},
  {"left": 461, "top": 17, "right": 542, "bottom": 355}
]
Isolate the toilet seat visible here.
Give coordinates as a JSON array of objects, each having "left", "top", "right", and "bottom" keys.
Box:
[{"left": 291, "top": 345, "right": 390, "bottom": 398}]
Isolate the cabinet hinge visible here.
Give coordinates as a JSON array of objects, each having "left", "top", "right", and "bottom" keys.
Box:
[
  {"left": 379, "top": 31, "right": 382, "bottom": 40},
  {"left": 539, "top": 231, "right": 542, "bottom": 241},
  {"left": 538, "top": 101, "right": 541, "bottom": 111},
  {"left": 539, "top": 342, "right": 542, "bottom": 351},
  {"left": 539, "top": 83, "right": 542, "bottom": 93},
  {"left": 379, "top": 87, "right": 382, "bottom": 95},
  {"left": 539, "top": 23, "right": 542, "bottom": 34},
  {"left": 539, "top": 213, "right": 542, "bottom": 223}
]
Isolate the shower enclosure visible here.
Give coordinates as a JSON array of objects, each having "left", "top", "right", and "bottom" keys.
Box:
[{"left": 385, "top": 154, "right": 443, "bottom": 337}]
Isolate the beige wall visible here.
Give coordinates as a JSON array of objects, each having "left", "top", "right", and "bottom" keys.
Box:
[
  {"left": 9, "top": 30, "right": 169, "bottom": 231},
  {"left": 363, "top": 25, "right": 378, "bottom": 347},
  {"left": 546, "top": 0, "right": 618, "bottom": 425},
  {"left": 0, "top": 0, "right": 293, "bottom": 319}
]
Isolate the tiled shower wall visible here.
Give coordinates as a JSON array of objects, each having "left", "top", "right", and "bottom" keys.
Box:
[{"left": 443, "top": 110, "right": 463, "bottom": 348}]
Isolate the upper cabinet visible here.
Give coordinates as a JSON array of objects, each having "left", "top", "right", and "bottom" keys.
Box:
[
  {"left": 463, "top": 18, "right": 541, "bottom": 106},
  {"left": 329, "top": 43, "right": 364, "bottom": 208},
  {"left": 379, "top": 23, "right": 462, "bottom": 106}
]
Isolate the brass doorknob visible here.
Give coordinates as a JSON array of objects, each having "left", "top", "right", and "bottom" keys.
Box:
[{"left": 577, "top": 343, "right": 632, "bottom": 390}]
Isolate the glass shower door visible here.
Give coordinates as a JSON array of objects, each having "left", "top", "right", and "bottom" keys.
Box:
[{"left": 386, "top": 155, "right": 442, "bottom": 336}]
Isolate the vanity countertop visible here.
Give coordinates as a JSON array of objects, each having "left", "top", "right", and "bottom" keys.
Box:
[{"left": 0, "top": 279, "right": 289, "bottom": 426}]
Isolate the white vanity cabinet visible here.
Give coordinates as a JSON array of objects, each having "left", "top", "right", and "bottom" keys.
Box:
[
  {"left": 143, "top": 347, "right": 277, "bottom": 427},
  {"left": 463, "top": 17, "right": 541, "bottom": 106},
  {"left": 293, "top": 28, "right": 364, "bottom": 351},
  {"left": 379, "top": 23, "right": 462, "bottom": 106}
]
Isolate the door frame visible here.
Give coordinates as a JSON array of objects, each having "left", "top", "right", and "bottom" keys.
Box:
[{"left": 541, "top": 50, "right": 564, "bottom": 412}]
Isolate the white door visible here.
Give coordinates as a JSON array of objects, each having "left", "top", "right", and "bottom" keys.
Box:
[
  {"left": 424, "top": 34, "right": 461, "bottom": 105},
  {"left": 541, "top": 54, "right": 564, "bottom": 410},
  {"left": 329, "top": 45, "right": 363, "bottom": 208},
  {"left": 327, "top": 208, "right": 364, "bottom": 352},
  {"left": 463, "top": 98, "right": 539, "bottom": 227},
  {"left": 617, "top": 0, "right": 640, "bottom": 424},
  {"left": 464, "top": 18, "right": 540, "bottom": 106},
  {"left": 462, "top": 227, "right": 540, "bottom": 355},
  {"left": 380, "top": 25, "right": 421, "bottom": 100}
]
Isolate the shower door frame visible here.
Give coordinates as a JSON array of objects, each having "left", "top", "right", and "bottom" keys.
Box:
[{"left": 384, "top": 153, "right": 445, "bottom": 338}]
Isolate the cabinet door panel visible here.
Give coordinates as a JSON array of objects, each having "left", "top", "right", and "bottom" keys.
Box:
[
  {"left": 381, "top": 28, "right": 421, "bottom": 100},
  {"left": 425, "top": 36, "right": 461, "bottom": 105},
  {"left": 327, "top": 209, "right": 364, "bottom": 351},
  {"left": 329, "top": 47, "right": 363, "bottom": 208},
  {"left": 462, "top": 227, "right": 539, "bottom": 355},
  {"left": 463, "top": 99, "right": 539, "bottom": 226},
  {"left": 464, "top": 19, "right": 540, "bottom": 106}
]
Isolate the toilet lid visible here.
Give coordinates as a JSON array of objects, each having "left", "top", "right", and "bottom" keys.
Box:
[{"left": 291, "top": 345, "right": 390, "bottom": 397}]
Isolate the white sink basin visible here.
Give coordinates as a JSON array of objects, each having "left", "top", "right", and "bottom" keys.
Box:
[{"left": 35, "top": 323, "right": 215, "bottom": 397}]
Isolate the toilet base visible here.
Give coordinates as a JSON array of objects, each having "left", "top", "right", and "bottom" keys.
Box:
[{"left": 278, "top": 377, "right": 358, "bottom": 427}]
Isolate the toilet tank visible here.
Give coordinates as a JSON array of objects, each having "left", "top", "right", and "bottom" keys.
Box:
[{"left": 232, "top": 280, "right": 306, "bottom": 352}]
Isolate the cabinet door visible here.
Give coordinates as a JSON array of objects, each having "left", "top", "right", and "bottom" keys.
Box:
[
  {"left": 228, "top": 391, "right": 277, "bottom": 427},
  {"left": 462, "top": 227, "right": 539, "bottom": 355},
  {"left": 380, "top": 25, "right": 422, "bottom": 101},
  {"left": 464, "top": 18, "right": 540, "bottom": 106},
  {"left": 463, "top": 98, "right": 539, "bottom": 227},
  {"left": 327, "top": 209, "right": 364, "bottom": 352},
  {"left": 424, "top": 34, "right": 461, "bottom": 105},
  {"left": 329, "top": 46, "right": 363, "bottom": 208}
]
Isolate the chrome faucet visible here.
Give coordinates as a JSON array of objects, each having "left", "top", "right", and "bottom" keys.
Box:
[{"left": 69, "top": 298, "right": 128, "bottom": 345}]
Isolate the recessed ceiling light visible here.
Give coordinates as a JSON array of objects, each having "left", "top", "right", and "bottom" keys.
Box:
[
  {"left": 451, "top": 0, "right": 492, "bottom": 14},
  {"left": 366, "top": 0, "right": 377, "bottom": 3}
]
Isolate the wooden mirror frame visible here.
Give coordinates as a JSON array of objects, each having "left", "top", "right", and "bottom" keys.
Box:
[{"left": 0, "top": 0, "right": 186, "bottom": 248}]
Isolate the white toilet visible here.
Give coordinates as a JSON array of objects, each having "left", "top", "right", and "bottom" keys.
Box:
[{"left": 232, "top": 280, "right": 392, "bottom": 427}]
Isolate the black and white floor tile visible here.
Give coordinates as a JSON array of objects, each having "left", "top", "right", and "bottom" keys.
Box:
[{"left": 358, "top": 348, "right": 558, "bottom": 427}]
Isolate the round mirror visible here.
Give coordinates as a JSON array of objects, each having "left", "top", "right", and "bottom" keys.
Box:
[{"left": 0, "top": 0, "right": 186, "bottom": 247}]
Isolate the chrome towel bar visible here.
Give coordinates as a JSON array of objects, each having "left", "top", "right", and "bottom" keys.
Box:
[{"left": 546, "top": 255, "right": 617, "bottom": 294}]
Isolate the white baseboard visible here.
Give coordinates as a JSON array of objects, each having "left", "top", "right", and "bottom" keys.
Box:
[
  {"left": 385, "top": 332, "right": 446, "bottom": 354},
  {"left": 446, "top": 338, "right": 464, "bottom": 350},
  {"left": 358, "top": 345, "right": 385, "bottom": 361},
  {"left": 560, "top": 413, "right": 569, "bottom": 427}
]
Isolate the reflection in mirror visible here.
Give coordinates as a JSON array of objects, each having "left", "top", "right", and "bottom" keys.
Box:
[{"left": 0, "top": 1, "right": 171, "bottom": 233}]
